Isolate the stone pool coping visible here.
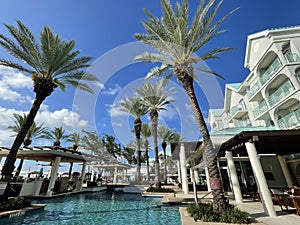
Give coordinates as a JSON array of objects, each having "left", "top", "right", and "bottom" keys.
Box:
[{"left": 0, "top": 204, "right": 46, "bottom": 219}]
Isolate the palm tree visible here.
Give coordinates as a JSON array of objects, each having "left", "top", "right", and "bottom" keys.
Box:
[
  {"left": 141, "top": 123, "right": 152, "bottom": 181},
  {"left": 0, "top": 20, "right": 98, "bottom": 181},
  {"left": 43, "top": 127, "right": 69, "bottom": 146},
  {"left": 120, "top": 97, "right": 149, "bottom": 183},
  {"left": 157, "top": 125, "right": 173, "bottom": 184},
  {"left": 8, "top": 113, "right": 48, "bottom": 177},
  {"left": 135, "top": 79, "right": 174, "bottom": 187},
  {"left": 66, "top": 132, "right": 81, "bottom": 150},
  {"left": 134, "top": 0, "right": 235, "bottom": 211}
]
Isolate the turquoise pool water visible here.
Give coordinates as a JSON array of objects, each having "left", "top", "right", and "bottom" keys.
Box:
[{"left": 1, "top": 191, "right": 181, "bottom": 225}]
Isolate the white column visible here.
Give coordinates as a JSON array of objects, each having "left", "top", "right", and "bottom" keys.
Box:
[
  {"left": 226, "top": 151, "right": 243, "bottom": 203},
  {"left": 46, "top": 156, "right": 61, "bottom": 196},
  {"left": 205, "top": 166, "right": 211, "bottom": 192},
  {"left": 78, "top": 162, "right": 86, "bottom": 191},
  {"left": 277, "top": 156, "right": 293, "bottom": 187},
  {"left": 113, "top": 166, "right": 118, "bottom": 183},
  {"left": 177, "top": 161, "right": 181, "bottom": 182},
  {"left": 179, "top": 143, "right": 189, "bottom": 194},
  {"left": 194, "top": 170, "right": 200, "bottom": 184},
  {"left": 91, "top": 168, "right": 95, "bottom": 182},
  {"left": 245, "top": 140, "right": 276, "bottom": 217}
]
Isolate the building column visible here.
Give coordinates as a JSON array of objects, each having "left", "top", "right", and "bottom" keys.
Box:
[
  {"left": 177, "top": 161, "right": 181, "bottom": 183},
  {"left": 113, "top": 166, "right": 118, "bottom": 183},
  {"left": 179, "top": 143, "right": 189, "bottom": 194},
  {"left": 46, "top": 156, "right": 61, "bottom": 196},
  {"left": 194, "top": 169, "right": 200, "bottom": 184},
  {"left": 245, "top": 140, "right": 276, "bottom": 217},
  {"left": 91, "top": 168, "right": 95, "bottom": 182},
  {"left": 205, "top": 166, "right": 211, "bottom": 192},
  {"left": 78, "top": 162, "right": 86, "bottom": 191},
  {"left": 277, "top": 156, "right": 293, "bottom": 187},
  {"left": 226, "top": 151, "right": 243, "bottom": 203}
]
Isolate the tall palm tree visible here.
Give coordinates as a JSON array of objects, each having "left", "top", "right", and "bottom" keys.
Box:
[
  {"left": 43, "top": 126, "right": 69, "bottom": 146},
  {"left": 157, "top": 125, "right": 173, "bottom": 184},
  {"left": 120, "top": 97, "right": 149, "bottom": 183},
  {"left": 135, "top": 79, "right": 174, "bottom": 187},
  {"left": 134, "top": 0, "right": 235, "bottom": 211},
  {"left": 0, "top": 20, "right": 98, "bottom": 181},
  {"left": 8, "top": 113, "right": 48, "bottom": 177},
  {"left": 141, "top": 123, "right": 152, "bottom": 181}
]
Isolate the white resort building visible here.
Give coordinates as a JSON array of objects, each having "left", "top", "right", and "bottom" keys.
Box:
[{"left": 173, "top": 26, "right": 300, "bottom": 217}]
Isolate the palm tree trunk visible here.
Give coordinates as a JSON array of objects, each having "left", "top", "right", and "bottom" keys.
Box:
[
  {"left": 134, "top": 118, "right": 142, "bottom": 183},
  {"left": 1, "top": 96, "right": 44, "bottom": 181},
  {"left": 150, "top": 110, "right": 160, "bottom": 187},
  {"left": 181, "top": 75, "right": 227, "bottom": 212},
  {"left": 145, "top": 140, "right": 150, "bottom": 181},
  {"left": 14, "top": 159, "right": 24, "bottom": 178},
  {"left": 136, "top": 137, "right": 141, "bottom": 183},
  {"left": 162, "top": 142, "right": 167, "bottom": 184}
]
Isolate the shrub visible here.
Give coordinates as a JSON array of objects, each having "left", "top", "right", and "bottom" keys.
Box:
[
  {"left": 0, "top": 198, "right": 31, "bottom": 212},
  {"left": 187, "top": 202, "right": 253, "bottom": 224},
  {"left": 220, "top": 207, "right": 253, "bottom": 224},
  {"left": 146, "top": 187, "right": 175, "bottom": 193}
]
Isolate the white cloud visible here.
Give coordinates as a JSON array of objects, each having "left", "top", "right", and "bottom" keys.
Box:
[
  {"left": 0, "top": 107, "right": 89, "bottom": 146},
  {"left": 107, "top": 104, "right": 128, "bottom": 117},
  {"left": 102, "top": 84, "right": 121, "bottom": 95},
  {"left": 0, "top": 66, "right": 33, "bottom": 103}
]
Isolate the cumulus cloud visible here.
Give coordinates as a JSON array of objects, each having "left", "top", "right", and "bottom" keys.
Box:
[
  {"left": 0, "top": 107, "right": 88, "bottom": 146},
  {"left": 0, "top": 66, "right": 33, "bottom": 103}
]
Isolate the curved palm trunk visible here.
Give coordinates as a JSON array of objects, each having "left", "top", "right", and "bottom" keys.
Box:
[
  {"left": 162, "top": 142, "right": 167, "bottom": 184},
  {"left": 144, "top": 139, "right": 150, "bottom": 181},
  {"left": 150, "top": 109, "right": 160, "bottom": 187},
  {"left": 2, "top": 78, "right": 54, "bottom": 184},
  {"left": 181, "top": 75, "right": 227, "bottom": 212},
  {"left": 134, "top": 118, "right": 142, "bottom": 183},
  {"left": 1, "top": 97, "right": 45, "bottom": 181}
]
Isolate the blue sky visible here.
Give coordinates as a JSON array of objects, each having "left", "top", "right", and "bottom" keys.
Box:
[{"left": 0, "top": 0, "right": 300, "bottom": 162}]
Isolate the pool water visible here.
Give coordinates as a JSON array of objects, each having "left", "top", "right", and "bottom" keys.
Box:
[{"left": 1, "top": 191, "right": 181, "bottom": 225}]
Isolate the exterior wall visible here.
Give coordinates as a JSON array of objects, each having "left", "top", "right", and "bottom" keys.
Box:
[{"left": 208, "top": 26, "right": 300, "bottom": 189}]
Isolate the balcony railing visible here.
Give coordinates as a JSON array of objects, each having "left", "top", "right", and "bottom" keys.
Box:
[
  {"left": 260, "top": 58, "right": 282, "bottom": 85},
  {"left": 226, "top": 104, "right": 247, "bottom": 121},
  {"left": 253, "top": 101, "right": 268, "bottom": 118},
  {"left": 268, "top": 80, "right": 295, "bottom": 107},
  {"left": 277, "top": 108, "right": 300, "bottom": 129},
  {"left": 247, "top": 81, "right": 261, "bottom": 99},
  {"left": 297, "top": 75, "right": 300, "bottom": 84},
  {"left": 234, "top": 120, "right": 250, "bottom": 127},
  {"left": 285, "top": 53, "right": 300, "bottom": 63}
]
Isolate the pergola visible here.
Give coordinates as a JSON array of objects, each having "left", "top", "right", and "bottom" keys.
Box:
[
  {"left": 0, "top": 146, "right": 86, "bottom": 197},
  {"left": 217, "top": 129, "right": 300, "bottom": 217},
  {"left": 88, "top": 163, "right": 132, "bottom": 183}
]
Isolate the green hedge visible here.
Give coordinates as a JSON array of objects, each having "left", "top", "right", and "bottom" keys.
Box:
[
  {"left": 0, "top": 198, "right": 31, "bottom": 212},
  {"left": 187, "top": 202, "right": 253, "bottom": 224},
  {"left": 146, "top": 187, "right": 175, "bottom": 193}
]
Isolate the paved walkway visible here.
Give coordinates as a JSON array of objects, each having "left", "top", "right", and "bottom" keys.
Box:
[{"left": 162, "top": 185, "right": 300, "bottom": 225}]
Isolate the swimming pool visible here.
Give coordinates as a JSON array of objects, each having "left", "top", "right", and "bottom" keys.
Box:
[{"left": 1, "top": 191, "right": 181, "bottom": 225}]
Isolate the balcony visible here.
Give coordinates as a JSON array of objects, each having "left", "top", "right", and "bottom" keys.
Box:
[
  {"left": 260, "top": 58, "right": 282, "bottom": 85},
  {"left": 226, "top": 104, "right": 247, "bottom": 122},
  {"left": 297, "top": 75, "right": 300, "bottom": 84},
  {"left": 284, "top": 53, "right": 300, "bottom": 63},
  {"left": 253, "top": 101, "right": 268, "bottom": 119},
  {"left": 277, "top": 108, "right": 300, "bottom": 129},
  {"left": 234, "top": 120, "right": 250, "bottom": 128},
  {"left": 246, "top": 81, "right": 261, "bottom": 100},
  {"left": 268, "top": 80, "right": 295, "bottom": 107}
]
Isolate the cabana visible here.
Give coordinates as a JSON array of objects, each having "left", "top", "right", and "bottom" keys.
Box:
[{"left": 0, "top": 146, "right": 86, "bottom": 197}]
